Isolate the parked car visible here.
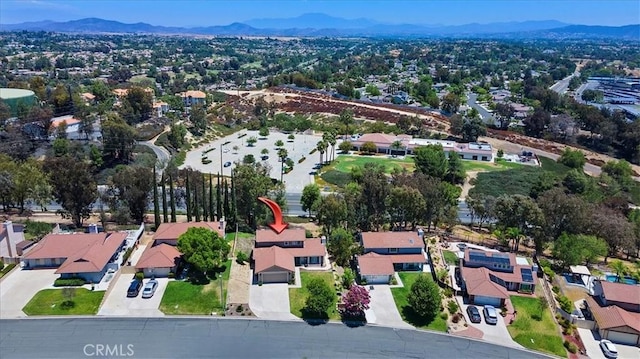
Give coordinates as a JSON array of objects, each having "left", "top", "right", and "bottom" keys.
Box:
[
  {"left": 127, "top": 280, "right": 143, "bottom": 297},
  {"left": 141, "top": 279, "right": 158, "bottom": 298},
  {"left": 261, "top": 155, "right": 269, "bottom": 161},
  {"left": 223, "top": 161, "right": 232, "bottom": 167},
  {"left": 466, "top": 305, "right": 482, "bottom": 323},
  {"left": 599, "top": 340, "right": 618, "bottom": 358},
  {"left": 457, "top": 243, "right": 467, "bottom": 251},
  {"left": 483, "top": 305, "right": 498, "bottom": 325}
]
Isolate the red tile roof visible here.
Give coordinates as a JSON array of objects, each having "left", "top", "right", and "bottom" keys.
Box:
[
  {"left": 136, "top": 243, "right": 181, "bottom": 269},
  {"left": 360, "top": 231, "right": 423, "bottom": 249},
  {"left": 153, "top": 222, "right": 225, "bottom": 242},
  {"left": 256, "top": 228, "right": 306, "bottom": 244},
  {"left": 285, "top": 238, "right": 327, "bottom": 258},
  {"left": 601, "top": 281, "right": 640, "bottom": 306},
  {"left": 357, "top": 252, "right": 394, "bottom": 276},
  {"left": 253, "top": 246, "right": 295, "bottom": 273},
  {"left": 24, "top": 232, "right": 127, "bottom": 274},
  {"left": 462, "top": 266, "right": 509, "bottom": 299},
  {"left": 586, "top": 297, "right": 640, "bottom": 333}
]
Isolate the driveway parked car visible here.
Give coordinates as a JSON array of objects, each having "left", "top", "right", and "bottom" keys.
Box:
[
  {"left": 141, "top": 280, "right": 158, "bottom": 299},
  {"left": 483, "top": 305, "right": 498, "bottom": 325},
  {"left": 127, "top": 280, "right": 142, "bottom": 297},
  {"left": 599, "top": 340, "right": 618, "bottom": 358},
  {"left": 466, "top": 305, "right": 482, "bottom": 323}
]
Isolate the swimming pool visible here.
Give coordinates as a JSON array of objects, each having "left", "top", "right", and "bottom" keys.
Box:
[{"left": 605, "top": 274, "right": 639, "bottom": 285}]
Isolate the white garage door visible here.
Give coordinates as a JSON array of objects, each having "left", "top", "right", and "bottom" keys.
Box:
[
  {"left": 607, "top": 331, "right": 639, "bottom": 345},
  {"left": 260, "top": 272, "right": 289, "bottom": 283},
  {"left": 473, "top": 295, "right": 501, "bottom": 306}
]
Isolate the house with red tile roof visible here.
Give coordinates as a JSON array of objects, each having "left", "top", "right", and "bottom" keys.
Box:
[
  {"left": 356, "top": 230, "right": 427, "bottom": 284},
  {"left": 178, "top": 90, "right": 206, "bottom": 107},
  {"left": 252, "top": 227, "right": 327, "bottom": 283},
  {"left": 22, "top": 232, "right": 128, "bottom": 283},
  {"left": 594, "top": 280, "right": 640, "bottom": 313},
  {"left": 585, "top": 292, "right": 640, "bottom": 346},
  {"left": 136, "top": 221, "right": 225, "bottom": 278},
  {"left": 459, "top": 249, "right": 535, "bottom": 307}
]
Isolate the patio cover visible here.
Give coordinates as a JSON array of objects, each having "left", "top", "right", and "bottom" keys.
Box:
[{"left": 569, "top": 265, "right": 591, "bottom": 276}]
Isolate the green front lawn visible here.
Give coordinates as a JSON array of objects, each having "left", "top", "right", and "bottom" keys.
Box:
[
  {"left": 289, "top": 271, "right": 340, "bottom": 320},
  {"left": 159, "top": 260, "right": 231, "bottom": 315},
  {"left": 461, "top": 160, "right": 522, "bottom": 172},
  {"left": 507, "top": 296, "right": 567, "bottom": 358},
  {"left": 23, "top": 288, "right": 104, "bottom": 315},
  {"left": 442, "top": 250, "right": 460, "bottom": 265},
  {"left": 391, "top": 272, "right": 447, "bottom": 332},
  {"left": 332, "top": 155, "right": 415, "bottom": 174}
]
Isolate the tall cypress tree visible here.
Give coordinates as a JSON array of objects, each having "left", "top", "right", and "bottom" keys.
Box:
[
  {"left": 185, "top": 171, "right": 192, "bottom": 222},
  {"left": 201, "top": 173, "right": 208, "bottom": 221},
  {"left": 230, "top": 170, "right": 237, "bottom": 230},
  {"left": 216, "top": 173, "right": 222, "bottom": 220},
  {"left": 153, "top": 166, "right": 161, "bottom": 229},
  {"left": 169, "top": 173, "right": 176, "bottom": 222},
  {"left": 208, "top": 173, "right": 214, "bottom": 221},
  {"left": 223, "top": 181, "right": 230, "bottom": 222},
  {"left": 161, "top": 173, "right": 168, "bottom": 223},
  {"left": 193, "top": 172, "right": 200, "bottom": 222}
]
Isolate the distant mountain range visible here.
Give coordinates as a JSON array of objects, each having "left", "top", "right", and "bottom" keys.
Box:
[{"left": 1, "top": 14, "right": 638, "bottom": 40}]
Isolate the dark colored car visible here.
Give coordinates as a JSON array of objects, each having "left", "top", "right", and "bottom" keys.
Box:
[
  {"left": 261, "top": 155, "right": 269, "bottom": 161},
  {"left": 466, "top": 305, "right": 482, "bottom": 323},
  {"left": 127, "top": 280, "right": 143, "bottom": 297},
  {"left": 223, "top": 161, "right": 232, "bottom": 167}
]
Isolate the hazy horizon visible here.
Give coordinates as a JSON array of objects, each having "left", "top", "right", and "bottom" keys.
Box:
[{"left": 1, "top": 0, "right": 639, "bottom": 27}]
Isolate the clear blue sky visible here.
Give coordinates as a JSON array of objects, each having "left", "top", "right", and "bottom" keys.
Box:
[{"left": 1, "top": 0, "right": 638, "bottom": 26}]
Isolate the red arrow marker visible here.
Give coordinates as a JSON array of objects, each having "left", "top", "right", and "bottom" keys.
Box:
[{"left": 258, "top": 197, "right": 288, "bottom": 234}]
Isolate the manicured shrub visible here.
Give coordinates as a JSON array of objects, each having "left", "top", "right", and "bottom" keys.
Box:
[
  {"left": 121, "top": 247, "right": 134, "bottom": 265},
  {"left": 135, "top": 272, "right": 144, "bottom": 281},
  {"left": 563, "top": 340, "right": 578, "bottom": 354},
  {"left": 440, "top": 312, "right": 448, "bottom": 320},
  {"left": 448, "top": 300, "right": 459, "bottom": 314},
  {"left": 53, "top": 277, "right": 86, "bottom": 287},
  {"left": 236, "top": 251, "right": 249, "bottom": 264}
]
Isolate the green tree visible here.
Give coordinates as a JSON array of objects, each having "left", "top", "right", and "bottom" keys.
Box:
[
  {"left": 162, "top": 174, "right": 169, "bottom": 223},
  {"left": 558, "top": 148, "right": 586, "bottom": 170},
  {"left": 445, "top": 153, "right": 466, "bottom": 185},
  {"left": 190, "top": 103, "right": 207, "bottom": 134},
  {"left": 461, "top": 118, "right": 487, "bottom": 142},
  {"left": 177, "top": 227, "right": 230, "bottom": 276},
  {"left": 360, "top": 141, "right": 376, "bottom": 155},
  {"left": 609, "top": 260, "right": 628, "bottom": 283},
  {"left": 441, "top": 92, "right": 461, "bottom": 114},
  {"left": 119, "top": 86, "right": 153, "bottom": 125},
  {"left": 111, "top": 166, "right": 154, "bottom": 224},
  {"left": 259, "top": 127, "right": 269, "bottom": 137},
  {"left": 274, "top": 139, "right": 284, "bottom": 148},
  {"left": 602, "top": 160, "right": 633, "bottom": 187},
  {"left": 316, "top": 193, "right": 348, "bottom": 235},
  {"left": 386, "top": 185, "right": 426, "bottom": 230},
  {"left": 44, "top": 156, "right": 97, "bottom": 227},
  {"left": 414, "top": 144, "right": 447, "bottom": 179},
  {"left": 327, "top": 228, "right": 356, "bottom": 267},
  {"left": 563, "top": 169, "right": 589, "bottom": 194},
  {"left": 246, "top": 136, "right": 257, "bottom": 147},
  {"left": 304, "top": 277, "right": 334, "bottom": 318},
  {"left": 101, "top": 115, "right": 136, "bottom": 163},
  {"left": 12, "top": 158, "right": 48, "bottom": 212},
  {"left": 338, "top": 140, "right": 352, "bottom": 153},
  {"left": 339, "top": 109, "right": 354, "bottom": 137},
  {"left": 301, "top": 183, "right": 321, "bottom": 217},
  {"left": 408, "top": 274, "right": 441, "bottom": 320},
  {"left": 277, "top": 148, "right": 288, "bottom": 182},
  {"left": 169, "top": 173, "right": 177, "bottom": 222},
  {"left": 153, "top": 167, "right": 160, "bottom": 229}
]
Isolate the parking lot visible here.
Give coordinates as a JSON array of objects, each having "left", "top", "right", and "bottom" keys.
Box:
[
  {"left": 0, "top": 268, "right": 59, "bottom": 318},
  {"left": 458, "top": 298, "right": 523, "bottom": 349},
  {"left": 181, "top": 129, "right": 321, "bottom": 193},
  {"left": 97, "top": 275, "right": 168, "bottom": 317}
]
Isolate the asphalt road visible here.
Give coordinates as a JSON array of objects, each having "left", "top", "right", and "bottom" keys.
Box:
[
  {"left": 0, "top": 318, "right": 551, "bottom": 359},
  {"left": 549, "top": 71, "right": 580, "bottom": 94},
  {"left": 467, "top": 93, "right": 495, "bottom": 125}
]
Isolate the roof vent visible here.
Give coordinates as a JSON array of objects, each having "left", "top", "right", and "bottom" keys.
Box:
[{"left": 409, "top": 239, "right": 414, "bottom": 244}]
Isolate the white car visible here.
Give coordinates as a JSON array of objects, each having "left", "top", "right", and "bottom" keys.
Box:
[
  {"left": 483, "top": 305, "right": 498, "bottom": 325},
  {"left": 599, "top": 340, "right": 618, "bottom": 358},
  {"left": 141, "top": 280, "right": 158, "bottom": 299}
]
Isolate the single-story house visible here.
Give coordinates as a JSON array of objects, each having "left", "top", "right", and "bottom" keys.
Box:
[
  {"left": 586, "top": 296, "right": 640, "bottom": 346},
  {"left": 251, "top": 227, "right": 327, "bottom": 283},
  {"left": 357, "top": 252, "right": 394, "bottom": 284},
  {"left": 135, "top": 221, "right": 225, "bottom": 277},
  {"left": 22, "top": 232, "right": 128, "bottom": 283},
  {"left": 594, "top": 280, "right": 640, "bottom": 313},
  {"left": 135, "top": 243, "right": 181, "bottom": 278},
  {"left": 0, "top": 221, "right": 25, "bottom": 263}
]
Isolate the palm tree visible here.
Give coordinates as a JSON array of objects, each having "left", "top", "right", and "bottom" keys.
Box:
[
  {"left": 339, "top": 109, "right": 354, "bottom": 139},
  {"left": 327, "top": 131, "right": 337, "bottom": 162},
  {"left": 316, "top": 140, "right": 327, "bottom": 166},
  {"left": 261, "top": 148, "right": 269, "bottom": 155},
  {"left": 390, "top": 140, "right": 403, "bottom": 157},
  {"left": 609, "top": 260, "right": 628, "bottom": 282},
  {"left": 505, "top": 227, "right": 523, "bottom": 252},
  {"left": 277, "top": 148, "right": 288, "bottom": 183}
]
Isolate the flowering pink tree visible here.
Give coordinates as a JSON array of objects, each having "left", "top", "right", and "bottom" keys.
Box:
[{"left": 339, "top": 285, "right": 371, "bottom": 319}]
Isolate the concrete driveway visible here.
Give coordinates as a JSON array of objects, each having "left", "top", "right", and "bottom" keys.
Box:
[
  {"left": 97, "top": 276, "right": 167, "bottom": 317},
  {"left": 0, "top": 268, "right": 59, "bottom": 318},
  {"left": 249, "top": 283, "right": 299, "bottom": 321},
  {"left": 365, "top": 285, "right": 413, "bottom": 329},
  {"left": 578, "top": 328, "right": 640, "bottom": 359},
  {"left": 459, "top": 299, "right": 523, "bottom": 349}
]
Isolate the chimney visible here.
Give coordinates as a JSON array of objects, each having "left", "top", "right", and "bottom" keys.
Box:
[
  {"left": 417, "top": 228, "right": 424, "bottom": 239},
  {"left": 3, "top": 221, "right": 18, "bottom": 258},
  {"left": 88, "top": 223, "right": 98, "bottom": 234}
]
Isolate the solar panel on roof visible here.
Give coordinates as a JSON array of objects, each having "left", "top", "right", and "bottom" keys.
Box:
[{"left": 521, "top": 268, "right": 534, "bottom": 283}]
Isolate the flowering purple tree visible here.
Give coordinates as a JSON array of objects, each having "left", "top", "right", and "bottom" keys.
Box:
[{"left": 339, "top": 285, "right": 371, "bottom": 320}]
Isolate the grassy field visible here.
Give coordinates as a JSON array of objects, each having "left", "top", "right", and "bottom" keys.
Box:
[
  {"left": 241, "top": 61, "right": 263, "bottom": 69},
  {"left": 442, "top": 250, "right": 460, "bottom": 265},
  {"left": 461, "top": 160, "right": 522, "bottom": 172},
  {"left": 23, "top": 288, "right": 104, "bottom": 315},
  {"left": 469, "top": 166, "right": 543, "bottom": 197},
  {"left": 159, "top": 260, "right": 231, "bottom": 315},
  {"left": 507, "top": 296, "right": 566, "bottom": 358},
  {"left": 332, "top": 155, "right": 414, "bottom": 174},
  {"left": 538, "top": 156, "right": 571, "bottom": 176},
  {"left": 391, "top": 272, "right": 447, "bottom": 332},
  {"left": 289, "top": 271, "right": 340, "bottom": 320}
]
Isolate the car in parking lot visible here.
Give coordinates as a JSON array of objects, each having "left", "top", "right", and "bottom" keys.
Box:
[
  {"left": 223, "top": 161, "right": 231, "bottom": 167},
  {"left": 127, "top": 280, "right": 142, "bottom": 297},
  {"left": 261, "top": 155, "right": 269, "bottom": 161},
  {"left": 466, "top": 305, "right": 482, "bottom": 323},
  {"left": 483, "top": 305, "right": 498, "bottom": 325},
  {"left": 141, "top": 279, "right": 158, "bottom": 298},
  {"left": 599, "top": 340, "right": 618, "bottom": 358}
]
